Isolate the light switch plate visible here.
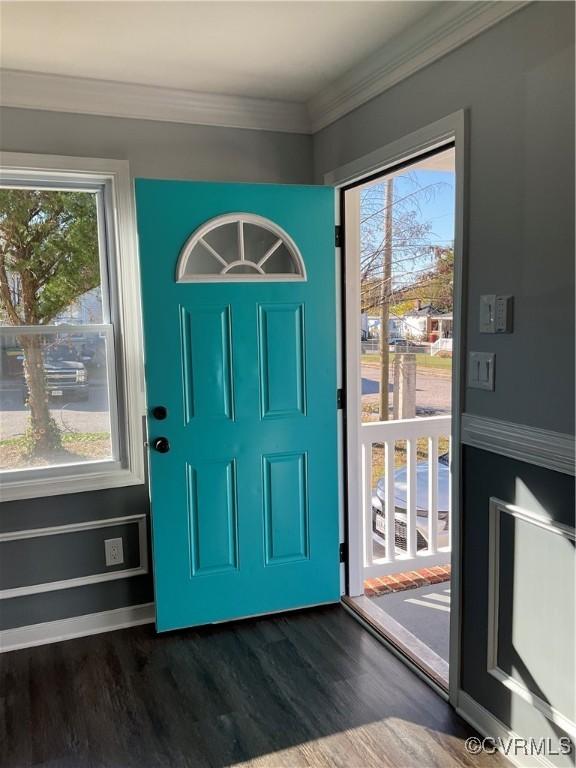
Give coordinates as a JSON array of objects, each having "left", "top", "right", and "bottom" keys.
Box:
[
  {"left": 468, "top": 352, "right": 495, "bottom": 390},
  {"left": 479, "top": 294, "right": 496, "bottom": 333},
  {"left": 480, "top": 294, "right": 514, "bottom": 333}
]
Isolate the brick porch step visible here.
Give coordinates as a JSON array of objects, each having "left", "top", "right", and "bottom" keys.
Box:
[{"left": 364, "top": 564, "right": 451, "bottom": 597}]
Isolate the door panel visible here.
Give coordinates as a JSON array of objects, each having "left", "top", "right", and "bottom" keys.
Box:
[
  {"left": 135, "top": 180, "right": 339, "bottom": 632},
  {"left": 263, "top": 451, "right": 309, "bottom": 564},
  {"left": 258, "top": 303, "right": 306, "bottom": 418},
  {"left": 186, "top": 460, "right": 239, "bottom": 576},
  {"left": 179, "top": 304, "right": 235, "bottom": 422}
]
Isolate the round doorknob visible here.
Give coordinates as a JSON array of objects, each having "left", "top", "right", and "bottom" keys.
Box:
[
  {"left": 151, "top": 405, "right": 167, "bottom": 420},
  {"left": 152, "top": 437, "right": 170, "bottom": 453}
]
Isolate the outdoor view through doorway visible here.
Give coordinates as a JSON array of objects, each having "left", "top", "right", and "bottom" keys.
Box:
[{"left": 350, "top": 145, "right": 455, "bottom": 688}]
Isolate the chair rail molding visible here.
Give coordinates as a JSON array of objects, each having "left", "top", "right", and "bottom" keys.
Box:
[{"left": 461, "top": 413, "right": 575, "bottom": 475}]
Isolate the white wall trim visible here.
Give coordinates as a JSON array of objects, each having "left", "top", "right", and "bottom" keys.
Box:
[
  {"left": 457, "top": 690, "right": 557, "bottom": 768},
  {"left": 487, "top": 498, "right": 576, "bottom": 739},
  {"left": 308, "top": 1, "right": 530, "bottom": 132},
  {"left": 0, "top": 602, "right": 155, "bottom": 653},
  {"left": 0, "top": 68, "right": 310, "bottom": 134},
  {"left": 461, "top": 414, "right": 575, "bottom": 475},
  {"left": 0, "top": 152, "right": 147, "bottom": 502},
  {"left": 0, "top": 513, "right": 146, "bottom": 542},
  {"left": 0, "top": 514, "right": 149, "bottom": 600},
  {"left": 331, "top": 109, "right": 467, "bottom": 709}
]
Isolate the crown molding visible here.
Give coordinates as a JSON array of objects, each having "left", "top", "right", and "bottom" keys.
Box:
[
  {"left": 0, "top": 68, "right": 311, "bottom": 134},
  {"left": 0, "top": 2, "right": 530, "bottom": 135},
  {"left": 307, "top": 1, "right": 531, "bottom": 133}
]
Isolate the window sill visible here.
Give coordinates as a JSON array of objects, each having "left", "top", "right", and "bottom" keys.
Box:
[{"left": 0, "top": 462, "right": 146, "bottom": 503}]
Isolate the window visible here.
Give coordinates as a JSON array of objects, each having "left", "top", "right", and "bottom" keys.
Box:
[
  {"left": 0, "top": 153, "right": 144, "bottom": 501},
  {"left": 177, "top": 213, "right": 306, "bottom": 282}
]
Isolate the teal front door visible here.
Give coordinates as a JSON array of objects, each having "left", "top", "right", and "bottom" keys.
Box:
[{"left": 135, "top": 181, "right": 339, "bottom": 632}]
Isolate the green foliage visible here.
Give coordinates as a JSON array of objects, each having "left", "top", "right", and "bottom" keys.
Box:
[
  {"left": 0, "top": 188, "right": 99, "bottom": 324},
  {"left": 22, "top": 416, "right": 63, "bottom": 458},
  {"left": 0, "top": 188, "right": 100, "bottom": 457},
  {"left": 391, "top": 247, "right": 454, "bottom": 314}
]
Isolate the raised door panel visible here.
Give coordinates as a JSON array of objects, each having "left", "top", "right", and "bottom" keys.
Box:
[
  {"left": 185, "top": 461, "right": 239, "bottom": 576},
  {"left": 263, "top": 452, "right": 309, "bottom": 565},
  {"left": 258, "top": 304, "right": 306, "bottom": 419},
  {"left": 179, "top": 305, "right": 235, "bottom": 423}
]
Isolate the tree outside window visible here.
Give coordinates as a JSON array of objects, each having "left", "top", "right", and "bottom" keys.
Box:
[{"left": 0, "top": 187, "right": 115, "bottom": 470}]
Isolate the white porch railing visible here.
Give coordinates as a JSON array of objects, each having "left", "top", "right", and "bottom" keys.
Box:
[{"left": 361, "top": 414, "right": 452, "bottom": 581}]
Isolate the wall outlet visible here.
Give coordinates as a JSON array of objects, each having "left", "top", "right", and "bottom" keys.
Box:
[{"left": 105, "top": 537, "right": 124, "bottom": 567}]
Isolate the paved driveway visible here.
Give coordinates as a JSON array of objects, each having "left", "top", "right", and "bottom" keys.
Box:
[
  {"left": 361, "top": 363, "right": 451, "bottom": 416},
  {"left": 0, "top": 384, "right": 111, "bottom": 439}
]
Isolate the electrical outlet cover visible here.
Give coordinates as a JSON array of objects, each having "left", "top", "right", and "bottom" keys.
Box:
[{"left": 105, "top": 537, "right": 124, "bottom": 567}]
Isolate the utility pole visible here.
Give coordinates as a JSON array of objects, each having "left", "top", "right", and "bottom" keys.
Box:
[{"left": 379, "top": 177, "right": 394, "bottom": 420}]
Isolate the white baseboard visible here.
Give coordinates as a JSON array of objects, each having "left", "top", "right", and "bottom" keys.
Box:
[
  {"left": 457, "top": 690, "right": 556, "bottom": 768},
  {"left": 0, "top": 602, "right": 155, "bottom": 653}
]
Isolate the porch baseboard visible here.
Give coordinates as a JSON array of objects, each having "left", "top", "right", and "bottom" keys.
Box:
[
  {"left": 0, "top": 602, "right": 155, "bottom": 653},
  {"left": 457, "top": 690, "right": 554, "bottom": 768}
]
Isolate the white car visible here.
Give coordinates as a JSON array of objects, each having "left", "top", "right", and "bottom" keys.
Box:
[{"left": 372, "top": 453, "right": 450, "bottom": 552}]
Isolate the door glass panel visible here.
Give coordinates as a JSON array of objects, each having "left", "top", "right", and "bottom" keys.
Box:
[
  {"left": 243, "top": 223, "right": 279, "bottom": 262},
  {"left": 177, "top": 215, "right": 305, "bottom": 281},
  {"left": 202, "top": 222, "right": 239, "bottom": 264},
  {"left": 187, "top": 241, "right": 224, "bottom": 275},
  {"left": 262, "top": 243, "right": 297, "bottom": 275},
  {"left": 227, "top": 263, "right": 262, "bottom": 275}
]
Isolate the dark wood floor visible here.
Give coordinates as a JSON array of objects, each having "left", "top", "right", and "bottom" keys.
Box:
[{"left": 0, "top": 605, "right": 504, "bottom": 768}]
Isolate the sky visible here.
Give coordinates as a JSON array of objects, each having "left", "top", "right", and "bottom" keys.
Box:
[
  {"left": 394, "top": 168, "right": 455, "bottom": 247},
  {"left": 359, "top": 164, "right": 456, "bottom": 289}
]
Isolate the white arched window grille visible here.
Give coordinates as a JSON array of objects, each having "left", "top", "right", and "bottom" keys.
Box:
[{"left": 176, "top": 213, "right": 306, "bottom": 282}]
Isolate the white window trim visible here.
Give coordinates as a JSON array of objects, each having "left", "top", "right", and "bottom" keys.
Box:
[{"left": 0, "top": 151, "right": 146, "bottom": 501}]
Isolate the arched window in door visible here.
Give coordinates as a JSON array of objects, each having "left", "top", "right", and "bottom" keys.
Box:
[{"left": 176, "top": 213, "right": 306, "bottom": 282}]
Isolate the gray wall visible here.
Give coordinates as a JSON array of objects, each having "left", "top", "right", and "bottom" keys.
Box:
[
  {"left": 315, "top": 1, "right": 574, "bottom": 434},
  {"left": 0, "top": 108, "right": 313, "bottom": 184},
  {"left": 314, "top": 0, "right": 575, "bottom": 746},
  {"left": 0, "top": 110, "right": 312, "bottom": 631},
  {"left": 1, "top": 8, "right": 574, "bottom": 747}
]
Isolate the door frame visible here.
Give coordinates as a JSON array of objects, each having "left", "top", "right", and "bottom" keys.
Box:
[{"left": 326, "top": 110, "right": 467, "bottom": 705}]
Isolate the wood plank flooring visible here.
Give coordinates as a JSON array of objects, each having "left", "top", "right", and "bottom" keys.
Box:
[{"left": 0, "top": 605, "right": 505, "bottom": 768}]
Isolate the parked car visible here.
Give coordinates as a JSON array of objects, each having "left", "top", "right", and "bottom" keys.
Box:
[
  {"left": 21, "top": 347, "right": 89, "bottom": 403},
  {"left": 389, "top": 338, "right": 423, "bottom": 350},
  {"left": 372, "top": 452, "right": 450, "bottom": 552}
]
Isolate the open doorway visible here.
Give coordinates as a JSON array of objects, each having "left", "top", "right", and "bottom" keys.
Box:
[{"left": 342, "top": 143, "right": 457, "bottom": 690}]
